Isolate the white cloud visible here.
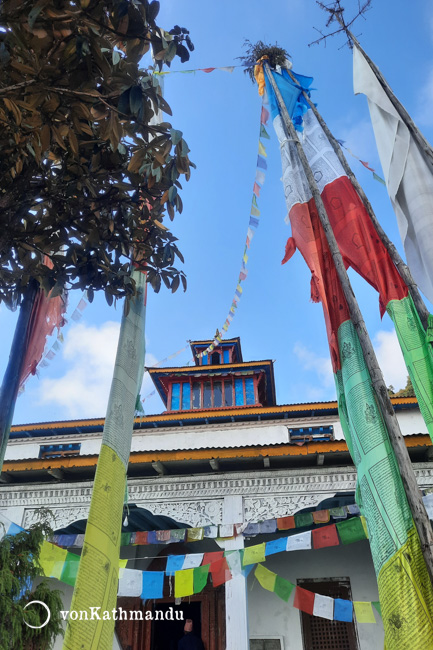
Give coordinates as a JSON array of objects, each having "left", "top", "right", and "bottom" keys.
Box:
[
  {"left": 37, "top": 321, "right": 157, "bottom": 419},
  {"left": 373, "top": 329, "right": 408, "bottom": 392},
  {"left": 293, "top": 343, "right": 334, "bottom": 393}
]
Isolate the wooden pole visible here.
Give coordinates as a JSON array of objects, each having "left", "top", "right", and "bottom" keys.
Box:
[
  {"left": 283, "top": 65, "right": 430, "bottom": 331},
  {"left": 0, "top": 281, "right": 38, "bottom": 470},
  {"left": 264, "top": 62, "right": 433, "bottom": 582},
  {"left": 337, "top": 21, "right": 433, "bottom": 171}
]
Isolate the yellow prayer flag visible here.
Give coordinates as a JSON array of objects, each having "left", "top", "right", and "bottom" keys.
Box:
[
  {"left": 243, "top": 543, "right": 266, "bottom": 566},
  {"left": 187, "top": 528, "right": 204, "bottom": 542},
  {"left": 243, "top": 253, "right": 248, "bottom": 264},
  {"left": 255, "top": 564, "right": 276, "bottom": 592},
  {"left": 258, "top": 141, "right": 267, "bottom": 157},
  {"left": 175, "top": 569, "right": 194, "bottom": 598},
  {"left": 360, "top": 516, "right": 369, "bottom": 538},
  {"left": 39, "top": 541, "right": 67, "bottom": 580},
  {"left": 354, "top": 601, "right": 376, "bottom": 624},
  {"left": 118, "top": 559, "right": 128, "bottom": 578}
]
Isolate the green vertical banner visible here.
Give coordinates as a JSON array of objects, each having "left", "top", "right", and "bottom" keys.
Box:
[
  {"left": 335, "top": 320, "right": 433, "bottom": 648},
  {"left": 386, "top": 295, "right": 433, "bottom": 438},
  {"left": 63, "top": 270, "right": 147, "bottom": 650}
]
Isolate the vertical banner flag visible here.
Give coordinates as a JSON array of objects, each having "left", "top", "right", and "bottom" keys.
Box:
[
  {"left": 353, "top": 45, "right": 433, "bottom": 305},
  {"left": 271, "top": 62, "right": 433, "bottom": 447},
  {"left": 262, "top": 63, "right": 433, "bottom": 647},
  {"left": 63, "top": 270, "right": 147, "bottom": 650}
]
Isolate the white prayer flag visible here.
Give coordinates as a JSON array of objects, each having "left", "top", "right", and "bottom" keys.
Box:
[
  {"left": 117, "top": 569, "right": 142, "bottom": 597},
  {"left": 353, "top": 45, "right": 433, "bottom": 303},
  {"left": 286, "top": 531, "right": 311, "bottom": 552},
  {"left": 313, "top": 593, "right": 334, "bottom": 620},
  {"left": 225, "top": 551, "right": 242, "bottom": 577},
  {"left": 182, "top": 553, "right": 204, "bottom": 569}
]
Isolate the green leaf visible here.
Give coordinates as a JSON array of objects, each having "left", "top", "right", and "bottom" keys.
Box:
[
  {"left": 28, "top": 5, "right": 44, "bottom": 30},
  {"left": 129, "top": 86, "right": 143, "bottom": 116},
  {"left": 171, "top": 274, "right": 180, "bottom": 293},
  {"left": 170, "top": 129, "right": 182, "bottom": 145}
]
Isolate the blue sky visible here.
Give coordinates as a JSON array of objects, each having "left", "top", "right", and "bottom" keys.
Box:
[{"left": 2, "top": 0, "right": 433, "bottom": 424}]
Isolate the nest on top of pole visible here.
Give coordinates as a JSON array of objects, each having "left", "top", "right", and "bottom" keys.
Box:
[{"left": 238, "top": 40, "right": 290, "bottom": 81}]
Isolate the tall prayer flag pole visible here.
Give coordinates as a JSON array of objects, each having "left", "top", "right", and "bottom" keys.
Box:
[
  {"left": 262, "top": 59, "right": 433, "bottom": 646},
  {"left": 63, "top": 271, "right": 147, "bottom": 650}
]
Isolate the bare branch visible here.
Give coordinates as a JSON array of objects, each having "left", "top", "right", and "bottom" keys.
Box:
[{"left": 309, "top": 0, "right": 373, "bottom": 48}]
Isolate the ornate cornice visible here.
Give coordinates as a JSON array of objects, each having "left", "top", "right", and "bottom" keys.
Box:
[{"left": 3, "top": 463, "right": 433, "bottom": 530}]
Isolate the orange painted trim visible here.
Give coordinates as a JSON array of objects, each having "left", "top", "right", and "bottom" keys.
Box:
[
  {"left": 148, "top": 360, "right": 273, "bottom": 373},
  {"left": 10, "top": 396, "right": 419, "bottom": 433},
  {"left": 3, "top": 435, "right": 430, "bottom": 473}
]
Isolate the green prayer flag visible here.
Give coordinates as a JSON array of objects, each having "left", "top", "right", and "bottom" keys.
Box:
[
  {"left": 373, "top": 171, "right": 386, "bottom": 185},
  {"left": 336, "top": 517, "right": 367, "bottom": 545},
  {"left": 121, "top": 533, "right": 132, "bottom": 546},
  {"left": 274, "top": 575, "right": 295, "bottom": 602},
  {"left": 260, "top": 125, "right": 270, "bottom": 139},
  {"left": 255, "top": 564, "right": 276, "bottom": 592},
  {"left": 252, "top": 195, "right": 258, "bottom": 208},
  {"left": 60, "top": 552, "right": 81, "bottom": 587},
  {"left": 193, "top": 565, "right": 209, "bottom": 594},
  {"left": 372, "top": 601, "right": 382, "bottom": 618},
  {"left": 294, "top": 512, "right": 313, "bottom": 528}
]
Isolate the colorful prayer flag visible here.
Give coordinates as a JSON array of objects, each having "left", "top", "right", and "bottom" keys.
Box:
[
  {"left": 141, "top": 571, "right": 164, "bottom": 600},
  {"left": 354, "top": 601, "right": 376, "bottom": 624},
  {"left": 293, "top": 586, "right": 315, "bottom": 615},
  {"left": 254, "top": 564, "right": 276, "bottom": 592},
  {"left": 334, "top": 598, "right": 353, "bottom": 622},
  {"left": 274, "top": 575, "right": 295, "bottom": 602},
  {"left": 336, "top": 517, "right": 367, "bottom": 545},
  {"left": 313, "top": 593, "right": 334, "bottom": 620},
  {"left": 312, "top": 524, "right": 339, "bottom": 549},
  {"left": 193, "top": 565, "right": 209, "bottom": 593},
  {"left": 175, "top": 569, "right": 194, "bottom": 598},
  {"left": 242, "top": 543, "right": 266, "bottom": 566}
]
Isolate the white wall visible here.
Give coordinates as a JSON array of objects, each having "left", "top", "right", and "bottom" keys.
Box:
[{"left": 247, "top": 540, "right": 383, "bottom": 650}]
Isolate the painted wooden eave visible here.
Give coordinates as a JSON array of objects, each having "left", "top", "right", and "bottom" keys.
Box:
[{"left": 2, "top": 433, "right": 430, "bottom": 474}]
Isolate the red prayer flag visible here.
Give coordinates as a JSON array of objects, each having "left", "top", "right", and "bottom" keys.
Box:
[
  {"left": 277, "top": 516, "right": 295, "bottom": 530},
  {"left": 202, "top": 68, "right": 216, "bottom": 73},
  {"left": 293, "top": 586, "right": 315, "bottom": 615},
  {"left": 253, "top": 182, "right": 261, "bottom": 197},
  {"left": 360, "top": 160, "right": 375, "bottom": 172},
  {"left": 312, "top": 510, "right": 330, "bottom": 524},
  {"left": 260, "top": 106, "right": 270, "bottom": 125},
  {"left": 210, "top": 558, "right": 232, "bottom": 587},
  {"left": 203, "top": 551, "right": 224, "bottom": 566},
  {"left": 312, "top": 524, "right": 339, "bottom": 549},
  {"left": 134, "top": 532, "right": 148, "bottom": 545}
]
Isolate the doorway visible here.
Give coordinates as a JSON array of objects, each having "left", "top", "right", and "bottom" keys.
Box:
[{"left": 151, "top": 602, "right": 201, "bottom": 650}]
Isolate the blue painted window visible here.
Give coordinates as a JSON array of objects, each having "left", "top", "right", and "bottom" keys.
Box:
[
  {"left": 203, "top": 381, "right": 212, "bottom": 408},
  {"left": 171, "top": 383, "right": 180, "bottom": 410},
  {"left": 192, "top": 382, "right": 201, "bottom": 408},
  {"left": 235, "top": 378, "right": 244, "bottom": 406},
  {"left": 182, "top": 383, "right": 191, "bottom": 410},
  {"left": 224, "top": 381, "right": 233, "bottom": 406},
  {"left": 245, "top": 377, "right": 255, "bottom": 405},
  {"left": 214, "top": 381, "right": 222, "bottom": 407},
  {"left": 223, "top": 349, "right": 230, "bottom": 363}
]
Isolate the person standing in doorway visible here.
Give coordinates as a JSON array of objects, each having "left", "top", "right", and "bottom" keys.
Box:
[{"left": 178, "top": 619, "right": 204, "bottom": 650}]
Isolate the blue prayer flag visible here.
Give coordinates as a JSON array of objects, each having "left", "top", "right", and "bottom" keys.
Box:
[
  {"left": 166, "top": 555, "right": 185, "bottom": 575},
  {"left": 334, "top": 598, "right": 353, "bottom": 622},
  {"left": 265, "top": 537, "right": 287, "bottom": 556},
  {"left": 141, "top": 571, "right": 164, "bottom": 600},
  {"left": 257, "top": 156, "right": 267, "bottom": 170}
]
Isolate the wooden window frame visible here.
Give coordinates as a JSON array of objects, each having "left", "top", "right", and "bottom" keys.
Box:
[{"left": 166, "top": 374, "right": 260, "bottom": 412}]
